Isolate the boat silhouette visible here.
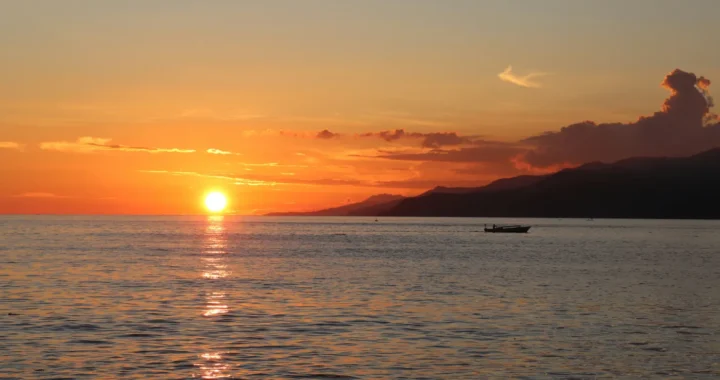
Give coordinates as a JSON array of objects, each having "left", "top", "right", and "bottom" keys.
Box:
[{"left": 484, "top": 224, "right": 531, "bottom": 233}]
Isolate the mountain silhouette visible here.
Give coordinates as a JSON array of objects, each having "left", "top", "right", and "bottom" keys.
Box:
[
  {"left": 381, "top": 148, "right": 720, "bottom": 218},
  {"left": 419, "top": 175, "right": 547, "bottom": 197}
]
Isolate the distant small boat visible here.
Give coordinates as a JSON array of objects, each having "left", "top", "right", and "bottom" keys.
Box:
[{"left": 484, "top": 224, "right": 531, "bottom": 233}]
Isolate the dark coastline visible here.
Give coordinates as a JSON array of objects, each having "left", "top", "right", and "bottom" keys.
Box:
[{"left": 269, "top": 148, "right": 720, "bottom": 220}]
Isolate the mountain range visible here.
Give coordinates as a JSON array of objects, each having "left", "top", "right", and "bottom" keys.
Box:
[{"left": 266, "top": 148, "right": 720, "bottom": 219}]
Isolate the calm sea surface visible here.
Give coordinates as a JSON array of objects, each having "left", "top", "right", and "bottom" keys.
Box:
[{"left": 1, "top": 216, "right": 719, "bottom": 379}]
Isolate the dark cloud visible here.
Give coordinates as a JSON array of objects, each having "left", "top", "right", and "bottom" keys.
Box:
[
  {"left": 420, "top": 132, "right": 472, "bottom": 148},
  {"left": 316, "top": 129, "right": 340, "bottom": 139},
  {"left": 360, "top": 129, "right": 472, "bottom": 148},
  {"left": 373, "top": 178, "right": 492, "bottom": 189},
  {"left": 451, "top": 162, "right": 518, "bottom": 176},
  {"left": 359, "top": 129, "right": 423, "bottom": 142},
  {"left": 520, "top": 69, "right": 720, "bottom": 168},
  {"left": 375, "top": 140, "right": 525, "bottom": 163}
]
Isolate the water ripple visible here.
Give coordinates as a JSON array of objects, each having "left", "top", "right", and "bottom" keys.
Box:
[{"left": 1, "top": 216, "right": 719, "bottom": 378}]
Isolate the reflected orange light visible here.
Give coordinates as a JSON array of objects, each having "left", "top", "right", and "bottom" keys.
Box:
[
  {"left": 200, "top": 353, "right": 222, "bottom": 361},
  {"left": 196, "top": 216, "right": 232, "bottom": 378},
  {"left": 203, "top": 291, "right": 228, "bottom": 317},
  {"left": 195, "top": 361, "right": 231, "bottom": 379},
  {"left": 202, "top": 307, "right": 228, "bottom": 317}
]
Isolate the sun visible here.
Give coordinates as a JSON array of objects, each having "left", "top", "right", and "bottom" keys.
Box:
[{"left": 204, "top": 192, "right": 227, "bottom": 213}]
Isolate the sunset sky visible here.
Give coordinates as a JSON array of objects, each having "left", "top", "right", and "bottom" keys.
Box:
[{"left": 1, "top": 0, "right": 718, "bottom": 214}]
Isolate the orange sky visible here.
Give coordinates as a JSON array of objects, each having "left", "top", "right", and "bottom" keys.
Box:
[{"left": 1, "top": 1, "right": 718, "bottom": 214}]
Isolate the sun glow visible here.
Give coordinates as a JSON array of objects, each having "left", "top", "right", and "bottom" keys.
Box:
[{"left": 204, "top": 192, "right": 227, "bottom": 213}]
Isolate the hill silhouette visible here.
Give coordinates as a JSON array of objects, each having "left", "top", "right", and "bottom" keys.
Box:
[
  {"left": 419, "top": 175, "right": 548, "bottom": 197},
  {"left": 381, "top": 148, "right": 720, "bottom": 218}
]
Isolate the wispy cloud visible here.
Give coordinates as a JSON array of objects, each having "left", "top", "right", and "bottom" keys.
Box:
[
  {"left": 498, "top": 65, "right": 547, "bottom": 88},
  {"left": 139, "top": 170, "right": 277, "bottom": 187},
  {"left": 14, "top": 192, "right": 69, "bottom": 198},
  {"left": 40, "top": 137, "right": 195, "bottom": 154},
  {"left": 206, "top": 148, "right": 240, "bottom": 155},
  {"left": 240, "top": 162, "right": 308, "bottom": 168},
  {"left": 0, "top": 142, "right": 23, "bottom": 150},
  {"left": 240, "top": 129, "right": 327, "bottom": 139},
  {"left": 279, "top": 130, "right": 314, "bottom": 138},
  {"left": 242, "top": 162, "right": 278, "bottom": 167},
  {"left": 140, "top": 169, "right": 370, "bottom": 188}
]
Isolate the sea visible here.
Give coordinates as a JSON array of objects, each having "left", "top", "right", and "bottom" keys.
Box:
[{"left": 1, "top": 216, "right": 718, "bottom": 379}]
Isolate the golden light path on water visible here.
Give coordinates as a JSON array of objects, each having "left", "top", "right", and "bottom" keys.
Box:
[{"left": 196, "top": 215, "right": 231, "bottom": 379}]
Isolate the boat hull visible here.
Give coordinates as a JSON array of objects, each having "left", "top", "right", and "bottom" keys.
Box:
[{"left": 484, "top": 226, "right": 531, "bottom": 233}]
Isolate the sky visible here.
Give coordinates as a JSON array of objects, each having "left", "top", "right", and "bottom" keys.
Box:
[{"left": 1, "top": 0, "right": 719, "bottom": 214}]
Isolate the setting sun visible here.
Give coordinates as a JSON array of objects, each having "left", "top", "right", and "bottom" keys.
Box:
[{"left": 204, "top": 192, "right": 227, "bottom": 213}]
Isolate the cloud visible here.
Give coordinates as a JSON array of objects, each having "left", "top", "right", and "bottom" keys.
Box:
[
  {"left": 207, "top": 148, "right": 238, "bottom": 155},
  {"left": 40, "top": 137, "right": 195, "bottom": 154},
  {"left": 316, "top": 129, "right": 340, "bottom": 139},
  {"left": 243, "top": 128, "right": 470, "bottom": 146},
  {"left": 374, "top": 140, "right": 525, "bottom": 164},
  {"left": 353, "top": 69, "right": 720, "bottom": 180},
  {"left": 372, "top": 177, "right": 503, "bottom": 189},
  {"left": 239, "top": 162, "right": 308, "bottom": 169},
  {"left": 421, "top": 132, "right": 472, "bottom": 148},
  {"left": 279, "top": 130, "right": 314, "bottom": 138},
  {"left": 141, "top": 170, "right": 277, "bottom": 186},
  {"left": 498, "top": 65, "right": 547, "bottom": 88},
  {"left": 242, "top": 129, "right": 337, "bottom": 139},
  {"left": 519, "top": 68, "right": 720, "bottom": 168},
  {"left": 359, "top": 129, "right": 472, "bottom": 148},
  {"left": 241, "top": 129, "right": 278, "bottom": 137},
  {"left": 360, "top": 129, "right": 423, "bottom": 142},
  {"left": 141, "top": 169, "right": 366, "bottom": 187},
  {"left": 242, "top": 162, "right": 278, "bottom": 167},
  {"left": 142, "top": 165, "right": 503, "bottom": 190},
  {"left": 0, "top": 142, "right": 23, "bottom": 150},
  {"left": 14, "top": 192, "right": 69, "bottom": 198}
]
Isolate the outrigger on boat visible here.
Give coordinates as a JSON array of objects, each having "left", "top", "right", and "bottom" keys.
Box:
[{"left": 484, "top": 224, "right": 531, "bottom": 233}]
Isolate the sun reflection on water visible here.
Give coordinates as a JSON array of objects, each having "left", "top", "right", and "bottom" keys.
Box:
[
  {"left": 196, "top": 215, "right": 232, "bottom": 379},
  {"left": 196, "top": 352, "right": 231, "bottom": 380},
  {"left": 202, "top": 292, "right": 229, "bottom": 317}
]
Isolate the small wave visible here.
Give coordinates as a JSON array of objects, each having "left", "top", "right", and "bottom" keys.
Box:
[
  {"left": 53, "top": 323, "right": 102, "bottom": 331},
  {"left": 237, "top": 345, "right": 303, "bottom": 350},
  {"left": 152, "top": 349, "right": 190, "bottom": 354},
  {"left": 642, "top": 347, "right": 667, "bottom": 352},
  {"left": 117, "top": 333, "right": 161, "bottom": 338},
  {"left": 67, "top": 339, "right": 114, "bottom": 345},
  {"left": 146, "top": 318, "right": 179, "bottom": 324},
  {"left": 288, "top": 374, "right": 358, "bottom": 379}
]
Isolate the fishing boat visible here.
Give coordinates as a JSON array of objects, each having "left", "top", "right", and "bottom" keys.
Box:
[{"left": 484, "top": 224, "right": 531, "bottom": 233}]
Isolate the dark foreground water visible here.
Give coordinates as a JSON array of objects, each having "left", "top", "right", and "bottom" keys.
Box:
[{"left": 1, "top": 216, "right": 719, "bottom": 379}]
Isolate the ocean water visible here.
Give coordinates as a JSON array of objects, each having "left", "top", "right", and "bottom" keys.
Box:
[{"left": 1, "top": 216, "right": 719, "bottom": 379}]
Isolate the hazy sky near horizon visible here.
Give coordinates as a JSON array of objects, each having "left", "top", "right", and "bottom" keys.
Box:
[{"left": 1, "top": 0, "right": 719, "bottom": 214}]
